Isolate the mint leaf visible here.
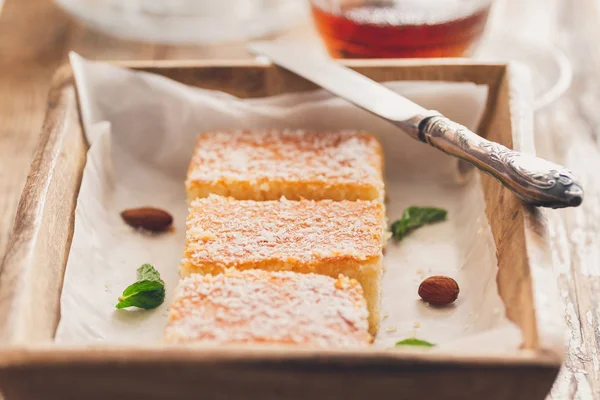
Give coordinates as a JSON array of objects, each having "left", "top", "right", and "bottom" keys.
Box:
[
  {"left": 137, "top": 263, "right": 162, "bottom": 282},
  {"left": 391, "top": 206, "right": 447, "bottom": 241},
  {"left": 395, "top": 338, "right": 436, "bottom": 348},
  {"left": 116, "top": 264, "right": 165, "bottom": 310}
]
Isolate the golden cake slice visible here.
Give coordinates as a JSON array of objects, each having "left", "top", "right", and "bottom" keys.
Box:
[
  {"left": 185, "top": 130, "right": 384, "bottom": 202},
  {"left": 181, "top": 194, "right": 384, "bottom": 333},
  {"left": 165, "top": 269, "right": 371, "bottom": 347}
]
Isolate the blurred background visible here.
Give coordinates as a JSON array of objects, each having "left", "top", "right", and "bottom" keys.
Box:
[{"left": 46, "top": 0, "right": 572, "bottom": 110}]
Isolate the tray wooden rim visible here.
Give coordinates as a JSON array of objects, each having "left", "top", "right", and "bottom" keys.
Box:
[{"left": 0, "top": 344, "right": 560, "bottom": 369}]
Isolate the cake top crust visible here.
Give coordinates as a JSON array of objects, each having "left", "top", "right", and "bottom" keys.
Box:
[
  {"left": 186, "top": 130, "right": 383, "bottom": 186},
  {"left": 165, "top": 269, "right": 371, "bottom": 347},
  {"left": 185, "top": 195, "right": 384, "bottom": 265}
]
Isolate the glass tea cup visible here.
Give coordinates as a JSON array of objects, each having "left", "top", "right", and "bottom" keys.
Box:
[
  {"left": 309, "top": 0, "right": 494, "bottom": 58},
  {"left": 54, "top": 0, "right": 307, "bottom": 44}
]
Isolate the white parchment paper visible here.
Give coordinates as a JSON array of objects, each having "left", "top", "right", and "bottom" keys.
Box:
[{"left": 55, "top": 53, "right": 521, "bottom": 351}]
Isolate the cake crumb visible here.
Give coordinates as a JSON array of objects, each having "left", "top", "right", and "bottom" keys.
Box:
[
  {"left": 386, "top": 326, "right": 397, "bottom": 333},
  {"left": 382, "top": 312, "right": 389, "bottom": 319},
  {"left": 413, "top": 321, "right": 421, "bottom": 328}
]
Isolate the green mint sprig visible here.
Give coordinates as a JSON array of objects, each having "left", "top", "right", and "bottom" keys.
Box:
[
  {"left": 395, "top": 338, "right": 436, "bottom": 348},
  {"left": 391, "top": 206, "right": 447, "bottom": 241},
  {"left": 116, "top": 264, "right": 165, "bottom": 310}
]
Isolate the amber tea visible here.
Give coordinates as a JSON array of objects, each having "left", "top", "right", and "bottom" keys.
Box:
[{"left": 310, "top": 0, "right": 493, "bottom": 58}]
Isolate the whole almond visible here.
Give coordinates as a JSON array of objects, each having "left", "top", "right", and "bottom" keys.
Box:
[
  {"left": 418, "top": 276, "right": 459, "bottom": 305},
  {"left": 121, "top": 207, "right": 173, "bottom": 232}
]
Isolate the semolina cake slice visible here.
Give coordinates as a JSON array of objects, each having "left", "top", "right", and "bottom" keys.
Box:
[
  {"left": 164, "top": 269, "right": 371, "bottom": 347},
  {"left": 185, "top": 130, "right": 384, "bottom": 202},
  {"left": 181, "top": 194, "right": 384, "bottom": 333}
]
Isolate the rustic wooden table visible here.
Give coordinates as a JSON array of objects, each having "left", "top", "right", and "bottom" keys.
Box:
[{"left": 0, "top": 0, "right": 598, "bottom": 398}]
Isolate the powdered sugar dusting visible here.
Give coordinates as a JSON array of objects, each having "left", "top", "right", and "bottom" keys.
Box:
[
  {"left": 186, "top": 130, "right": 383, "bottom": 185},
  {"left": 165, "top": 269, "right": 371, "bottom": 347},
  {"left": 185, "top": 195, "right": 384, "bottom": 265}
]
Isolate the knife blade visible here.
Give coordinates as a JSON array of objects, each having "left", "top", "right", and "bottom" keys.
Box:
[
  {"left": 250, "top": 43, "right": 425, "bottom": 122},
  {"left": 248, "top": 41, "right": 583, "bottom": 209}
]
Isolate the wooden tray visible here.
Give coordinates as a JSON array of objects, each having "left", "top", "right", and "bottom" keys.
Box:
[{"left": 0, "top": 60, "right": 562, "bottom": 400}]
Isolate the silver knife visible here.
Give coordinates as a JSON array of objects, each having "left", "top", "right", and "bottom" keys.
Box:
[{"left": 248, "top": 42, "right": 583, "bottom": 209}]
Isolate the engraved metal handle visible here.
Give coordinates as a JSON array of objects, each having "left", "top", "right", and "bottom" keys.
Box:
[{"left": 397, "top": 114, "right": 583, "bottom": 209}]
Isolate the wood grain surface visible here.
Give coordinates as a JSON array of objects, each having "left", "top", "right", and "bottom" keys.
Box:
[
  {"left": 0, "top": 0, "right": 598, "bottom": 399},
  {"left": 531, "top": 1, "right": 600, "bottom": 399}
]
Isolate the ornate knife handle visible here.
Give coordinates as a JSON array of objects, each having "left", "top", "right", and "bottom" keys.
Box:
[{"left": 405, "top": 115, "right": 583, "bottom": 208}]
